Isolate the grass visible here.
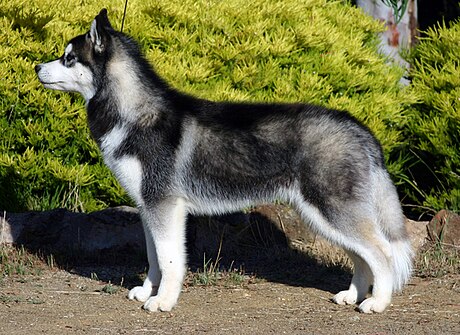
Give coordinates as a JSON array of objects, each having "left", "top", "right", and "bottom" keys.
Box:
[
  {"left": 187, "top": 233, "right": 250, "bottom": 287},
  {"left": 188, "top": 256, "right": 249, "bottom": 287},
  {"left": 415, "top": 242, "right": 459, "bottom": 278},
  {"left": 0, "top": 245, "right": 46, "bottom": 278},
  {"left": 101, "top": 282, "right": 121, "bottom": 295},
  {"left": 190, "top": 253, "right": 221, "bottom": 286},
  {"left": 0, "top": 294, "right": 45, "bottom": 305}
]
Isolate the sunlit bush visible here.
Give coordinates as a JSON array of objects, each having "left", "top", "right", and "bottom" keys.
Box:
[{"left": 0, "top": 0, "right": 420, "bottom": 212}]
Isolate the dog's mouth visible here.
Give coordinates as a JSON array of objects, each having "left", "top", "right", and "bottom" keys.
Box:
[{"left": 39, "top": 79, "right": 64, "bottom": 85}]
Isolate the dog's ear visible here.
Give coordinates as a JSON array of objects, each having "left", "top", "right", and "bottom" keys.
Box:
[
  {"left": 89, "top": 9, "right": 112, "bottom": 54},
  {"left": 96, "top": 9, "right": 114, "bottom": 30}
]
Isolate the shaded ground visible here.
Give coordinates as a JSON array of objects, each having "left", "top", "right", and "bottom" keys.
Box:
[
  {"left": 0, "top": 268, "right": 459, "bottom": 334},
  {"left": 1, "top": 205, "right": 459, "bottom": 334}
]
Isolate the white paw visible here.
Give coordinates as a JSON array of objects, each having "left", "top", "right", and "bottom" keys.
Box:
[
  {"left": 143, "top": 295, "right": 177, "bottom": 312},
  {"left": 333, "top": 289, "right": 358, "bottom": 305},
  {"left": 358, "top": 297, "right": 390, "bottom": 313},
  {"left": 128, "top": 286, "right": 153, "bottom": 302}
]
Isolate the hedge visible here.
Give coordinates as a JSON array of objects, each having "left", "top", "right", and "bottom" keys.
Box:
[
  {"left": 403, "top": 21, "right": 460, "bottom": 213},
  {"left": 2, "top": 0, "right": 448, "bottom": 214}
]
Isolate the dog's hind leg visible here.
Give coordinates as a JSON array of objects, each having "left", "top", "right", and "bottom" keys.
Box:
[
  {"left": 293, "top": 197, "right": 394, "bottom": 313},
  {"left": 333, "top": 251, "right": 372, "bottom": 305},
  {"left": 332, "top": 224, "right": 394, "bottom": 313},
  {"left": 351, "top": 169, "right": 413, "bottom": 312},
  {"left": 135, "top": 197, "right": 188, "bottom": 312},
  {"left": 352, "top": 237, "right": 394, "bottom": 313},
  {"left": 128, "top": 229, "right": 160, "bottom": 302}
]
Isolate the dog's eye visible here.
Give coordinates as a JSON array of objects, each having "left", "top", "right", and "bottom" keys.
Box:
[{"left": 64, "top": 54, "right": 76, "bottom": 67}]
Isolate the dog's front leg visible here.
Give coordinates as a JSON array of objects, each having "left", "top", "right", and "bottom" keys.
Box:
[
  {"left": 135, "top": 197, "right": 187, "bottom": 312},
  {"left": 128, "top": 228, "right": 160, "bottom": 302}
]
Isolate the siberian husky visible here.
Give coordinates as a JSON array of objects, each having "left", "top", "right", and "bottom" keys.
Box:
[{"left": 35, "top": 9, "right": 413, "bottom": 313}]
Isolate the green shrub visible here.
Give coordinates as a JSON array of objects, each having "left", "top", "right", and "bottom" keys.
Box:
[
  {"left": 0, "top": 1, "right": 129, "bottom": 211},
  {"left": 404, "top": 21, "right": 460, "bottom": 213},
  {"left": 0, "top": 0, "right": 416, "bottom": 212}
]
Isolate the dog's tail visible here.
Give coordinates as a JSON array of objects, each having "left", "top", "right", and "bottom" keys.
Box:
[
  {"left": 388, "top": 236, "right": 413, "bottom": 292},
  {"left": 373, "top": 169, "right": 414, "bottom": 292}
]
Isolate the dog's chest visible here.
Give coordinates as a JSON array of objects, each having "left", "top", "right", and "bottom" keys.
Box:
[{"left": 99, "top": 125, "right": 144, "bottom": 205}]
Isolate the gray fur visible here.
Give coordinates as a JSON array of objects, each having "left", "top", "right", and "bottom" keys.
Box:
[{"left": 35, "top": 9, "right": 413, "bottom": 313}]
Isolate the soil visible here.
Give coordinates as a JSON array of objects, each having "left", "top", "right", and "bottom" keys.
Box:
[
  {"left": 1, "top": 267, "right": 459, "bottom": 335},
  {"left": 1, "top": 205, "right": 459, "bottom": 334}
]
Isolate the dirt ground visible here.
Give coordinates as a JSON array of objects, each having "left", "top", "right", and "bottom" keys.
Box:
[
  {"left": 1, "top": 205, "right": 459, "bottom": 334},
  {"left": 1, "top": 266, "right": 459, "bottom": 335}
]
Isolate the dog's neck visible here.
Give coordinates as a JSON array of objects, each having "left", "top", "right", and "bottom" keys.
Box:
[
  {"left": 103, "top": 53, "right": 162, "bottom": 123},
  {"left": 85, "top": 52, "right": 167, "bottom": 143}
]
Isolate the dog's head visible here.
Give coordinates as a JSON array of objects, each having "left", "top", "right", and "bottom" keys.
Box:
[{"left": 35, "top": 9, "right": 116, "bottom": 101}]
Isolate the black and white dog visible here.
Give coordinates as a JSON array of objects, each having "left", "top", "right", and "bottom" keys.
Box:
[{"left": 35, "top": 9, "right": 413, "bottom": 313}]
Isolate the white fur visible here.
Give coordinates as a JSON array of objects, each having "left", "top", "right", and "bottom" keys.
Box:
[
  {"left": 371, "top": 169, "right": 414, "bottom": 292},
  {"left": 110, "top": 156, "right": 144, "bottom": 205},
  {"left": 107, "top": 57, "right": 142, "bottom": 120},
  {"left": 90, "top": 20, "right": 104, "bottom": 53},
  {"left": 35, "top": 44, "right": 96, "bottom": 101},
  {"left": 331, "top": 168, "right": 413, "bottom": 313},
  {"left": 107, "top": 55, "right": 162, "bottom": 123},
  {"left": 100, "top": 125, "right": 144, "bottom": 206},
  {"left": 100, "top": 124, "right": 127, "bottom": 153},
  {"left": 64, "top": 43, "right": 73, "bottom": 56},
  {"left": 128, "top": 235, "right": 159, "bottom": 302},
  {"left": 130, "top": 198, "right": 188, "bottom": 312},
  {"left": 390, "top": 239, "right": 414, "bottom": 292},
  {"left": 287, "top": 187, "right": 396, "bottom": 313},
  {"left": 36, "top": 16, "right": 413, "bottom": 314}
]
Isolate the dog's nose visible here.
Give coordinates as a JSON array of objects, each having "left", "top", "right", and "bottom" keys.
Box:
[{"left": 35, "top": 64, "right": 42, "bottom": 73}]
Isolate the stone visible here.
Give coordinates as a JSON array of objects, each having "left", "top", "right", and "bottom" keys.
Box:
[
  {"left": 427, "top": 209, "right": 460, "bottom": 247},
  {"left": 0, "top": 204, "right": 432, "bottom": 262}
]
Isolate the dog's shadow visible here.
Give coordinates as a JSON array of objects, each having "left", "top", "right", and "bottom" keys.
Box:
[
  {"left": 186, "top": 208, "right": 351, "bottom": 294},
  {"left": 14, "top": 205, "right": 351, "bottom": 295}
]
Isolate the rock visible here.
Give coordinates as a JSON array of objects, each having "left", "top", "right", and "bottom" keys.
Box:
[
  {"left": 250, "top": 205, "right": 350, "bottom": 266},
  {"left": 405, "top": 218, "right": 429, "bottom": 251},
  {"left": 0, "top": 204, "right": 432, "bottom": 262},
  {"left": 0, "top": 206, "right": 144, "bottom": 253},
  {"left": 427, "top": 209, "right": 460, "bottom": 247}
]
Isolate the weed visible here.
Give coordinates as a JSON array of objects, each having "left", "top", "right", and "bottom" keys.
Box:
[
  {"left": 101, "top": 282, "right": 119, "bottom": 295},
  {"left": 415, "top": 242, "right": 459, "bottom": 278},
  {"left": 0, "top": 294, "right": 45, "bottom": 305},
  {"left": 191, "top": 253, "right": 220, "bottom": 286},
  {"left": 189, "top": 254, "right": 250, "bottom": 287},
  {"left": 0, "top": 245, "right": 44, "bottom": 278},
  {"left": 46, "top": 254, "right": 56, "bottom": 269},
  {"left": 225, "top": 266, "right": 248, "bottom": 287}
]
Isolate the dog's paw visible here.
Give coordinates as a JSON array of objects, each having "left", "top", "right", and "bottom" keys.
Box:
[
  {"left": 143, "top": 295, "right": 177, "bottom": 312},
  {"left": 128, "top": 286, "right": 153, "bottom": 302},
  {"left": 358, "top": 297, "right": 390, "bottom": 313},
  {"left": 332, "top": 289, "right": 358, "bottom": 305}
]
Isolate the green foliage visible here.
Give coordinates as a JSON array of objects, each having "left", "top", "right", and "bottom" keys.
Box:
[
  {"left": 404, "top": 21, "right": 460, "bottom": 212},
  {"left": 0, "top": 0, "right": 129, "bottom": 211},
  {"left": 0, "top": 0, "right": 418, "bottom": 212},
  {"left": 415, "top": 242, "right": 460, "bottom": 277},
  {"left": 101, "top": 282, "right": 120, "bottom": 295},
  {"left": 381, "top": 0, "right": 409, "bottom": 24}
]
